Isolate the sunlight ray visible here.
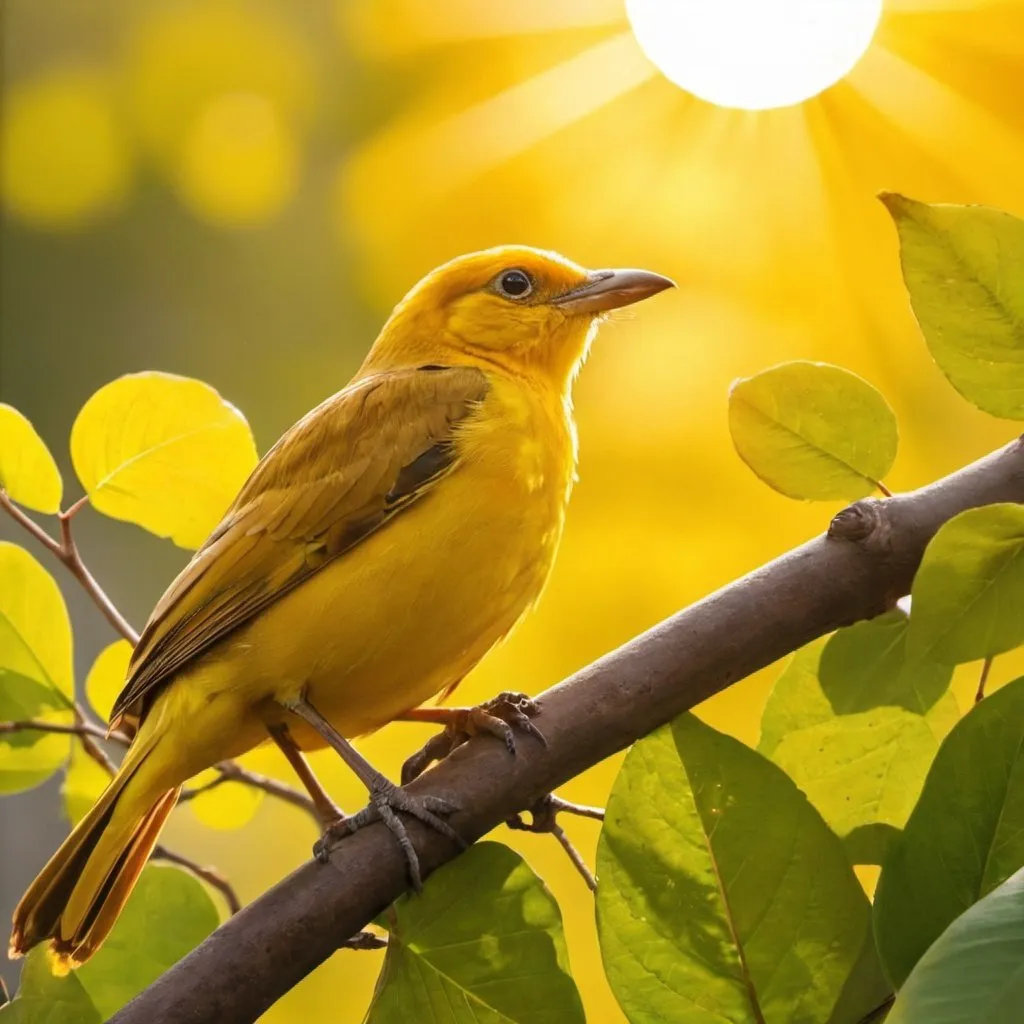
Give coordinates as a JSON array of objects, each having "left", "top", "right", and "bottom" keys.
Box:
[
  {"left": 848, "top": 42, "right": 1024, "bottom": 200},
  {"left": 344, "top": 0, "right": 625, "bottom": 58},
  {"left": 343, "top": 32, "right": 655, "bottom": 207}
]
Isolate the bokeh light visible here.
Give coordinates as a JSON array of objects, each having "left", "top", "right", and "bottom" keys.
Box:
[
  {"left": 0, "top": 68, "right": 132, "bottom": 229},
  {"left": 626, "top": 0, "right": 884, "bottom": 110},
  {"left": 176, "top": 92, "right": 299, "bottom": 227}
]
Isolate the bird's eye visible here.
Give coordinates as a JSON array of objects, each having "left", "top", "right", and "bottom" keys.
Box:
[{"left": 495, "top": 268, "right": 533, "bottom": 300}]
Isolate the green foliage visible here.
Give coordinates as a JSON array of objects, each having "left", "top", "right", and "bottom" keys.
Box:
[
  {"left": 70, "top": 371, "right": 257, "bottom": 549},
  {"left": 728, "top": 361, "right": 897, "bottom": 500},
  {"left": 882, "top": 194, "right": 1024, "bottom": 420},
  {"left": 0, "top": 865, "right": 219, "bottom": 1021},
  {"left": 758, "top": 617, "right": 957, "bottom": 853},
  {"left": 0, "top": 949, "right": 101, "bottom": 1024},
  {"left": 596, "top": 714, "right": 885, "bottom": 1023},
  {"left": 366, "top": 842, "right": 584, "bottom": 1024},
  {"left": 0, "top": 543, "right": 73, "bottom": 793},
  {"left": 886, "top": 868, "right": 1024, "bottom": 1024},
  {"left": 907, "top": 503, "right": 1024, "bottom": 665},
  {"left": 874, "top": 676, "right": 1024, "bottom": 987},
  {"left": 0, "top": 405, "right": 62, "bottom": 514}
]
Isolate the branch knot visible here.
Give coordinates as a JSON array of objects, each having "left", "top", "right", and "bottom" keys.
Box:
[{"left": 827, "top": 498, "right": 893, "bottom": 552}]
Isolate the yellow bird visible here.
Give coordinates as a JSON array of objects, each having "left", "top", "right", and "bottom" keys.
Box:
[{"left": 10, "top": 246, "right": 672, "bottom": 969}]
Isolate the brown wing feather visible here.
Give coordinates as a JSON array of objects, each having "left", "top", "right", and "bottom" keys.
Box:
[{"left": 110, "top": 365, "right": 488, "bottom": 728}]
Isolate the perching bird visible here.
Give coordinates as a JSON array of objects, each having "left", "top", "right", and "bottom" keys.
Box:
[{"left": 10, "top": 246, "right": 672, "bottom": 969}]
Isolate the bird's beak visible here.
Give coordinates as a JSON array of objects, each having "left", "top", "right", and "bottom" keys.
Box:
[{"left": 552, "top": 268, "right": 675, "bottom": 314}]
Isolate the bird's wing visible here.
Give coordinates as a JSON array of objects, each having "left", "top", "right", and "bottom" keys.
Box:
[{"left": 110, "top": 365, "right": 489, "bottom": 728}]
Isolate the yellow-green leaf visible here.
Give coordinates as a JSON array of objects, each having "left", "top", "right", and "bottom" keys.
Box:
[
  {"left": 369, "top": 842, "right": 584, "bottom": 1024},
  {"left": 907, "top": 503, "right": 1024, "bottom": 665},
  {"left": 0, "top": 542, "right": 73, "bottom": 792},
  {"left": 0, "top": 404, "right": 62, "bottom": 513},
  {"left": 882, "top": 194, "right": 1024, "bottom": 420},
  {"left": 188, "top": 768, "right": 263, "bottom": 830},
  {"left": 85, "top": 639, "right": 132, "bottom": 724},
  {"left": 62, "top": 740, "right": 110, "bottom": 826},
  {"left": 70, "top": 372, "right": 258, "bottom": 549},
  {"left": 729, "top": 361, "right": 898, "bottom": 500}
]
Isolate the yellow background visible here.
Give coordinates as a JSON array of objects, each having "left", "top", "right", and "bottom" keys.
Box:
[{"left": 2, "top": 1, "right": 1024, "bottom": 1020}]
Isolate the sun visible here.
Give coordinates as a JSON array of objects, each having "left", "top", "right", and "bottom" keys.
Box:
[{"left": 625, "top": 0, "right": 884, "bottom": 110}]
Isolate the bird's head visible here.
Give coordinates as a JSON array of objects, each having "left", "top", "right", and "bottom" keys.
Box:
[{"left": 362, "top": 246, "right": 673, "bottom": 387}]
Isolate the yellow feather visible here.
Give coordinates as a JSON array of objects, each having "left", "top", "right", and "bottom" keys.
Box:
[{"left": 11, "top": 245, "right": 672, "bottom": 964}]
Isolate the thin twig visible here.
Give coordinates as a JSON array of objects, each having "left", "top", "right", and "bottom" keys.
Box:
[
  {"left": 506, "top": 793, "right": 603, "bottom": 891},
  {"left": 547, "top": 795, "right": 605, "bottom": 822},
  {"left": 152, "top": 847, "right": 242, "bottom": 916},
  {"left": 0, "top": 718, "right": 113, "bottom": 744},
  {"left": 975, "top": 657, "right": 993, "bottom": 704},
  {"left": 0, "top": 717, "right": 318, "bottom": 820},
  {"left": 213, "top": 760, "right": 318, "bottom": 820}
]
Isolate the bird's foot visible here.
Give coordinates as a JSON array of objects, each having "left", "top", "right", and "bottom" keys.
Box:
[
  {"left": 313, "top": 779, "right": 464, "bottom": 891},
  {"left": 401, "top": 691, "right": 546, "bottom": 784}
]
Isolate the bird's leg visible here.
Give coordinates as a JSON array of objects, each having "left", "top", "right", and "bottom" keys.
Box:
[
  {"left": 279, "top": 695, "right": 464, "bottom": 890},
  {"left": 266, "top": 722, "right": 346, "bottom": 830},
  {"left": 399, "top": 691, "right": 546, "bottom": 784}
]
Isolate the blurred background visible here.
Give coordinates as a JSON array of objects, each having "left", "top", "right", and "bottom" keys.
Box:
[{"left": 2, "top": 0, "right": 1024, "bottom": 1019}]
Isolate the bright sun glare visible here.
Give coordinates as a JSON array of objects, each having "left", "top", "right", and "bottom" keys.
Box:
[{"left": 625, "top": 0, "right": 884, "bottom": 111}]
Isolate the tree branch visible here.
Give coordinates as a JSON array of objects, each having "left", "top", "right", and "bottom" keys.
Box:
[{"left": 93, "top": 438, "right": 1024, "bottom": 1023}]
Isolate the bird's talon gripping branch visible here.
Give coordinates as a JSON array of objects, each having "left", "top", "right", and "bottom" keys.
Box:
[
  {"left": 315, "top": 781, "right": 464, "bottom": 890},
  {"left": 400, "top": 691, "right": 545, "bottom": 784}
]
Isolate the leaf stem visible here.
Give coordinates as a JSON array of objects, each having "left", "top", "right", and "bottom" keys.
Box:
[
  {"left": 0, "top": 489, "right": 139, "bottom": 643},
  {"left": 875, "top": 480, "right": 893, "bottom": 498},
  {"left": 974, "top": 657, "right": 994, "bottom": 704},
  {"left": 151, "top": 846, "right": 242, "bottom": 916}
]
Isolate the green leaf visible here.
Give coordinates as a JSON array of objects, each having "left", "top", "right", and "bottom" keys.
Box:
[
  {"left": 882, "top": 194, "right": 1024, "bottom": 419},
  {"left": 0, "top": 947, "right": 101, "bottom": 1024},
  {"left": 75, "top": 864, "right": 220, "bottom": 1018},
  {"left": 0, "top": 404, "right": 62, "bottom": 514},
  {"left": 819, "top": 611, "right": 952, "bottom": 715},
  {"left": 367, "top": 842, "right": 584, "bottom": 1024},
  {"left": 907, "top": 503, "right": 1024, "bottom": 665},
  {"left": 772, "top": 706, "right": 939, "bottom": 839},
  {"left": 728, "top": 361, "right": 897, "bottom": 501},
  {"left": 70, "top": 372, "right": 258, "bottom": 549},
  {"left": 597, "top": 714, "right": 877, "bottom": 1024},
  {"left": 759, "top": 629, "right": 957, "bottom": 848},
  {"left": 84, "top": 639, "right": 132, "bottom": 724},
  {"left": 874, "top": 676, "right": 1024, "bottom": 987},
  {"left": 758, "top": 640, "right": 831, "bottom": 756},
  {"left": 0, "top": 542, "right": 73, "bottom": 793},
  {"left": 887, "top": 868, "right": 1024, "bottom": 1024}
]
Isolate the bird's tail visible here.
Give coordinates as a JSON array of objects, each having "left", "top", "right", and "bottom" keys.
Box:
[{"left": 9, "top": 720, "right": 179, "bottom": 971}]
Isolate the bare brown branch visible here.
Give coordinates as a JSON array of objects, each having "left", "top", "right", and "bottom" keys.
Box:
[{"left": 109, "top": 437, "right": 1024, "bottom": 1024}]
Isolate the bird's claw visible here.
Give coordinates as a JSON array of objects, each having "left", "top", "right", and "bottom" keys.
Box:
[
  {"left": 312, "top": 780, "right": 464, "bottom": 891},
  {"left": 402, "top": 691, "right": 545, "bottom": 784}
]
